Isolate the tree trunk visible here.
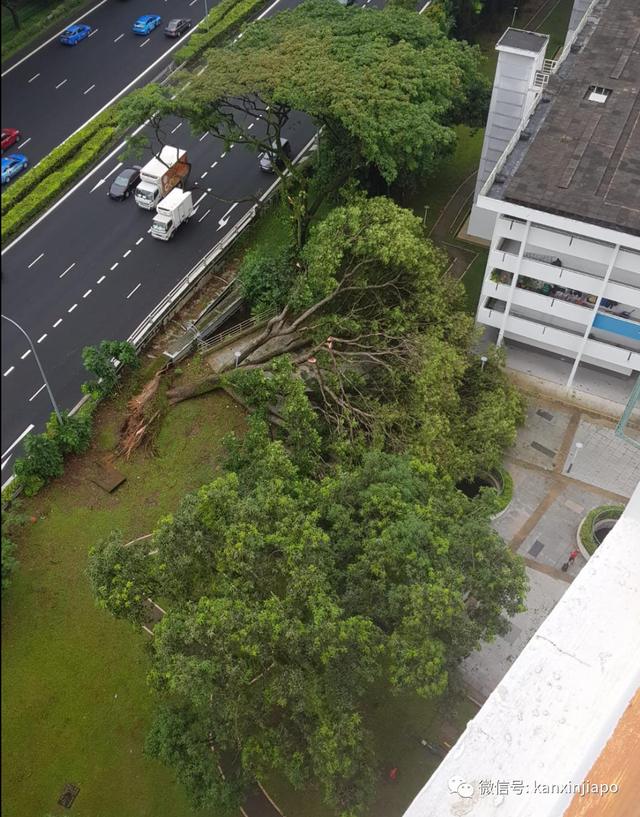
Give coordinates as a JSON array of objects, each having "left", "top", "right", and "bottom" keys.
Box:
[
  {"left": 167, "top": 374, "right": 224, "bottom": 406},
  {"left": 4, "top": 2, "right": 21, "bottom": 29}
]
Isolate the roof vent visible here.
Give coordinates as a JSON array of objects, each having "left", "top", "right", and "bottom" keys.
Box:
[
  {"left": 571, "top": 41, "right": 582, "bottom": 53},
  {"left": 585, "top": 85, "right": 612, "bottom": 104},
  {"left": 520, "top": 130, "right": 532, "bottom": 141},
  {"left": 495, "top": 173, "right": 507, "bottom": 185}
]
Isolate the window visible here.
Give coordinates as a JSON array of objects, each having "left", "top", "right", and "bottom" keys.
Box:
[{"left": 585, "top": 86, "right": 612, "bottom": 103}]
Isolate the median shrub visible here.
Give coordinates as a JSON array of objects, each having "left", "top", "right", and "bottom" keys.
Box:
[
  {"left": 176, "top": 0, "right": 270, "bottom": 63},
  {"left": 1, "top": 126, "right": 116, "bottom": 245}
]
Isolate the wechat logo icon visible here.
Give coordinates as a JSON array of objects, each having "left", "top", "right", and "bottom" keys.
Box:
[{"left": 449, "top": 777, "right": 474, "bottom": 798}]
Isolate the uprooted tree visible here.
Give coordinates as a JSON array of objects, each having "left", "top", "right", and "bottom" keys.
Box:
[
  {"left": 89, "top": 420, "right": 528, "bottom": 816},
  {"left": 165, "top": 196, "right": 524, "bottom": 481},
  {"left": 117, "top": 2, "right": 490, "bottom": 249}
]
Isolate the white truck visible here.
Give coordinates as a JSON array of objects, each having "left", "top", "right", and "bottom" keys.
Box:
[
  {"left": 135, "top": 146, "right": 188, "bottom": 210},
  {"left": 151, "top": 188, "right": 196, "bottom": 240}
]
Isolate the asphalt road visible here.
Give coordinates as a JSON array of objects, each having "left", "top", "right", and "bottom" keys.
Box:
[
  {"left": 1, "top": 0, "right": 383, "bottom": 478},
  {"left": 1, "top": 0, "right": 216, "bottom": 168}
]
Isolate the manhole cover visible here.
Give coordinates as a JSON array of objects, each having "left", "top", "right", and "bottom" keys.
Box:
[{"left": 58, "top": 783, "right": 80, "bottom": 809}]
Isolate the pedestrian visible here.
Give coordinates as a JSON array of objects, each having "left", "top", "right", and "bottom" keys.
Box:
[
  {"left": 389, "top": 768, "right": 398, "bottom": 781},
  {"left": 568, "top": 550, "right": 579, "bottom": 565}
]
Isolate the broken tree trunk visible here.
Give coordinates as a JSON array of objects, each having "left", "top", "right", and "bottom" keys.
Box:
[{"left": 118, "top": 364, "right": 170, "bottom": 458}]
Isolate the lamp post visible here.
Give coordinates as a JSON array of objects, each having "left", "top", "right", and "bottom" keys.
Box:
[
  {"left": 234, "top": 350, "right": 241, "bottom": 368},
  {"left": 566, "top": 442, "right": 583, "bottom": 475},
  {"left": 480, "top": 355, "right": 488, "bottom": 372},
  {"left": 1, "top": 314, "right": 63, "bottom": 425},
  {"left": 511, "top": 5, "right": 518, "bottom": 26},
  {"left": 423, "top": 204, "right": 430, "bottom": 229},
  {"left": 204, "top": 0, "right": 210, "bottom": 31}
]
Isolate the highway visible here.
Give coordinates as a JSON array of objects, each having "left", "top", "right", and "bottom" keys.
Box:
[
  {"left": 1, "top": 0, "right": 385, "bottom": 477},
  {"left": 1, "top": 0, "right": 218, "bottom": 168}
]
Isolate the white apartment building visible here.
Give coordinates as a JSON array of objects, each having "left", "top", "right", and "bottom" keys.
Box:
[{"left": 468, "top": 0, "right": 640, "bottom": 389}]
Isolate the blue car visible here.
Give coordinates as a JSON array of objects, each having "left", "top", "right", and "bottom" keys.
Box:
[
  {"left": 60, "top": 24, "right": 92, "bottom": 45},
  {"left": 1, "top": 154, "right": 29, "bottom": 184},
  {"left": 133, "top": 14, "right": 162, "bottom": 35}
]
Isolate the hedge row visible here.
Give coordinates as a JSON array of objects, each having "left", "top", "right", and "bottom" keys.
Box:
[
  {"left": 175, "top": 0, "right": 271, "bottom": 63},
  {"left": 1, "top": 106, "right": 119, "bottom": 218},
  {"left": 1, "top": 126, "right": 116, "bottom": 246}
]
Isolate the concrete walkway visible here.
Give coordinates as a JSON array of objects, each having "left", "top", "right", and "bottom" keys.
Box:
[{"left": 459, "top": 397, "right": 639, "bottom": 698}]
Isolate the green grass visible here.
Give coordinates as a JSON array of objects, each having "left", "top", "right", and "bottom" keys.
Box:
[
  {"left": 264, "top": 689, "right": 478, "bottom": 817},
  {"left": 1, "top": 389, "right": 247, "bottom": 817},
  {"left": 2, "top": 0, "right": 89, "bottom": 61}
]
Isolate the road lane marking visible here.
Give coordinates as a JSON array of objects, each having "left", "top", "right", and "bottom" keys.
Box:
[
  {"left": 171, "top": 122, "right": 182, "bottom": 133},
  {"left": 248, "top": 123, "right": 254, "bottom": 129},
  {"left": 200, "top": 171, "right": 208, "bottom": 179},
  {"left": 68, "top": 304, "right": 78, "bottom": 313},
  {"left": 210, "top": 161, "right": 217, "bottom": 169},
  {"left": 37, "top": 334, "right": 47, "bottom": 343},
  {"left": 84, "top": 84, "right": 96, "bottom": 94},
  {"left": 1, "top": 457, "right": 12, "bottom": 470},
  {"left": 3, "top": 367, "right": 15, "bottom": 377},
  {"left": 140, "top": 39, "right": 150, "bottom": 48},
  {"left": 220, "top": 151, "right": 226, "bottom": 158},
  {"left": 110, "top": 262, "right": 119, "bottom": 270},
  {"left": 19, "top": 137, "right": 32, "bottom": 148},
  {"left": 195, "top": 191, "right": 207, "bottom": 205},
  {"left": 55, "top": 79, "right": 68, "bottom": 89},
  {"left": 28, "top": 253, "right": 44, "bottom": 268},
  {"left": 189, "top": 0, "right": 198, "bottom": 5},
  {"left": 1, "top": 425, "right": 35, "bottom": 459},
  {"left": 136, "top": 237, "right": 144, "bottom": 245},
  {"left": 257, "top": 0, "right": 280, "bottom": 16},
  {"left": 123, "top": 250, "right": 132, "bottom": 258},
  {"left": 97, "top": 275, "right": 106, "bottom": 283},
  {"left": 60, "top": 263, "right": 76, "bottom": 278},
  {"left": 199, "top": 132, "right": 209, "bottom": 141},
  {"left": 90, "top": 161, "right": 123, "bottom": 192},
  {"left": 53, "top": 319, "right": 63, "bottom": 327},
  {"left": 114, "top": 33, "right": 124, "bottom": 42},
  {"left": 198, "top": 209, "right": 210, "bottom": 222},
  {"left": 89, "top": 28, "right": 98, "bottom": 36},
  {"left": 83, "top": 290, "right": 92, "bottom": 298},
  {"left": 127, "top": 284, "right": 142, "bottom": 299},
  {"left": 29, "top": 385, "right": 46, "bottom": 402},
  {"left": 21, "top": 350, "right": 31, "bottom": 360},
  {"left": 28, "top": 73, "right": 40, "bottom": 83}
]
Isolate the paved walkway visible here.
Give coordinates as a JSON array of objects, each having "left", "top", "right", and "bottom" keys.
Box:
[{"left": 459, "top": 397, "right": 639, "bottom": 698}]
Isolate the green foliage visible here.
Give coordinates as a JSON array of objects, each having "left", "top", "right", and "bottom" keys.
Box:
[
  {"left": 238, "top": 244, "right": 298, "bottom": 314},
  {"left": 1, "top": 0, "right": 91, "bottom": 60},
  {"left": 175, "top": 0, "right": 271, "bottom": 63},
  {"left": 46, "top": 410, "right": 94, "bottom": 456},
  {"left": 1, "top": 118, "right": 117, "bottom": 245},
  {"left": 491, "top": 465, "right": 513, "bottom": 514},
  {"left": 82, "top": 340, "right": 139, "bottom": 399},
  {"left": 1, "top": 510, "right": 20, "bottom": 597},
  {"left": 88, "top": 531, "right": 159, "bottom": 625},
  {"left": 91, "top": 417, "right": 526, "bottom": 815},
  {"left": 579, "top": 505, "right": 625, "bottom": 556},
  {"left": 13, "top": 433, "right": 64, "bottom": 493}
]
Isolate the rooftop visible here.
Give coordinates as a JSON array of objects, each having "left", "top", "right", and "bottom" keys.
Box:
[
  {"left": 487, "top": 0, "right": 640, "bottom": 237},
  {"left": 496, "top": 28, "right": 548, "bottom": 54}
]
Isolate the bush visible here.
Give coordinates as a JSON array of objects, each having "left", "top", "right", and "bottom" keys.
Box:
[
  {"left": 175, "top": 0, "right": 271, "bottom": 63},
  {"left": 1, "top": 125, "right": 116, "bottom": 245},
  {"left": 82, "top": 340, "right": 140, "bottom": 399},
  {"left": 239, "top": 244, "right": 297, "bottom": 314},
  {"left": 492, "top": 466, "right": 513, "bottom": 513},
  {"left": 579, "top": 504, "right": 625, "bottom": 556},
  {"left": 46, "top": 410, "right": 94, "bottom": 456},
  {"left": 13, "top": 433, "right": 64, "bottom": 490}
]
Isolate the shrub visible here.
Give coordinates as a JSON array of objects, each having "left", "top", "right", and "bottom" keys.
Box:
[
  {"left": 239, "top": 243, "right": 298, "bottom": 314},
  {"left": 492, "top": 466, "right": 513, "bottom": 513},
  {"left": 13, "top": 433, "right": 64, "bottom": 491},
  {"left": 46, "top": 410, "right": 94, "bottom": 456},
  {"left": 175, "top": 0, "right": 270, "bottom": 63},
  {"left": 1, "top": 126, "right": 116, "bottom": 245},
  {"left": 579, "top": 504, "right": 625, "bottom": 556},
  {"left": 82, "top": 340, "right": 140, "bottom": 399}
]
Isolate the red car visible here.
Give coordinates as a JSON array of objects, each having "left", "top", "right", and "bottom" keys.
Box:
[{"left": 1, "top": 128, "right": 21, "bottom": 154}]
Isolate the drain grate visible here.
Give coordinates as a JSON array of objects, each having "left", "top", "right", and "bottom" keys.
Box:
[
  {"left": 58, "top": 783, "right": 80, "bottom": 809},
  {"left": 528, "top": 540, "right": 546, "bottom": 558},
  {"left": 536, "top": 409, "right": 554, "bottom": 421},
  {"left": 531, "top": 441, "right": 556, "bottom": 459}
]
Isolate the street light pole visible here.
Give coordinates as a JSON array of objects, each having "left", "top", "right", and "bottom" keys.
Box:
[
  {"left": 2, "top": 314, "right": 63, "bottom": 425},
  {"left": 566, "top": 442, "right": 583, "bottom": 475},
  {"left": 204, "top": 0, "right": 210, "bottom": 31},
  {"left": 423, "top": 204, "right": 430, "bottom": 229},
  {"left": 511, "top": 5, "right": 518, "bottom": 26}
]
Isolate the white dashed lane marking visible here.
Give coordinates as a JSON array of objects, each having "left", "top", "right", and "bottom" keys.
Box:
[
  {"left": 29, "top": 385, "right": 46, "bottom": 402},
  {"left": 55, "top": 79, "right": 67, "bottom": 89},
  {"left": 97, "top": 276, "right": 106, "bottom": 284},
  {"left": 198, "top": 209, "right": 210, "bottom": 223},
  {"left": 127, "top": 283, "right": 141, "bottom": 299},
  {"left": 123, "top": 250, "right": 132, "bottom": 258},
  {"left": 60, "top": 263, "right": 75, "bottom": 278},
  {"left": 3, "top": 367, "right": 15, "bottom": 377},
  {"left": 140, "top": 39, "right": 150, "bottom": 48},
  {"left": 114, "top": 33, "right": 124, "bottom": 42},
  {"left": 83, "top": 290, "right": 92, "bottom": 298},
  {"left": 210, "top": 161, "right": 217, "bottom": 169},
  {"left": 21, "top": 350, "right": 31, "bottom": 360},
  {"left": 171, "top": 122, "right": 182, "bottom": 133},
  {"left": 53, "top": 319, "right": 63, "bottom": 328},
  {"left": 84, "top": 84, "right": 96, "bottom": 94},
  {"left": 37, "top": 334, "right": 47, "bottom": 343},
  {"left": 28, "top": 253, "right": 44, "bottom": 268},
  {"left": 136, "top": 237, "right": 144, "bottom": 245},
  {"left": 68, "top": 304, "right": 78, "bottom": 313},
  {"left": 28, "top": 73, "right": 40, "bottom": 83},
  {"left": 110, "top": 262, "right": 119, "bottom": 270}
]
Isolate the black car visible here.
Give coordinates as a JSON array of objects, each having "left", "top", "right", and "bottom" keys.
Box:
[
  {"left": 259, "top": 138, "right": 292, "bottom": 173},
  {"left": 108, "top": 167, "right": 141, "bottom": 200},
  {"left": 164, "top": 18, "right": 191, "bottom": 37}
]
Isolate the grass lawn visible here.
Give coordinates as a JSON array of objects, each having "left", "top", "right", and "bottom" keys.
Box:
[
  {"left": 1, "top": 381, "right": 247, "bottom": 817},
  {"left": 264, "top": 689, "right": 479, "bottom": 817}
]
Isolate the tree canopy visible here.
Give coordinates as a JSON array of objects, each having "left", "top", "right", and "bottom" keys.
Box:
[
  {"left": 118, "top": 2, "right": 490, "bottom": 246},
  {"left": 89, "top": 418, "right": 527, "bottom": 815}
]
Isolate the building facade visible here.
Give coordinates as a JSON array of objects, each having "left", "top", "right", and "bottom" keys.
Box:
[{"left": 469, "top": 0, "right": 640, "bottom": 388}]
